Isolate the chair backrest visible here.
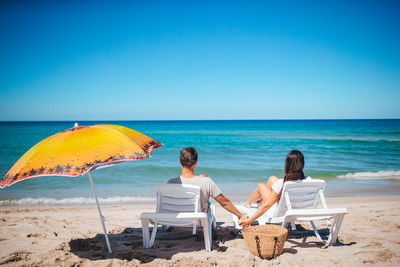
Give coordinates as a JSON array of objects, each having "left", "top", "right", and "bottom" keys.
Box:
[
  {"left": 274, "top": 179, "right": 327, "bottom": 218},
  {"left": 156, "top": 184, "right": 201, "bottom": 213}
]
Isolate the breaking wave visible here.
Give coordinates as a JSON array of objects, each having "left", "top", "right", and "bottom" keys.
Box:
[{"left": 337, "top": 170, "right": 400, "bottom": 180}]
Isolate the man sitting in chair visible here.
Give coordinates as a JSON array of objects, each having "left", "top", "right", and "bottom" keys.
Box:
[{"left": 168, "top": 147, "right": 245, "bottom": 221}]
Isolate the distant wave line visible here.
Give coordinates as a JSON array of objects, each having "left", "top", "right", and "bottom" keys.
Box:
[
  {"left": 337, "top": 170, "right": 400, "bottom": 180},
  {"left": 0, "top": 196, "right": 156, "bottom": 206}
]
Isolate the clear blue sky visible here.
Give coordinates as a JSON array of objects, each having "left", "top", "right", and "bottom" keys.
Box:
[{"left": 1, "top": 1, "right": 399, "bottom": 120}]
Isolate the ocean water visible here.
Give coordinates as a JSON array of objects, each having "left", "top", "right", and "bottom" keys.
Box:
[{"left": 0, "top": 120, "right": 399, "bottom": 206}]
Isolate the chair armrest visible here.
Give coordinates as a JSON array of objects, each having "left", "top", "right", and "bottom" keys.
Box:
[
  {"left": 140, "top": 212, "right": 208, "bottom": 221},
  {"left": 285, "top": 208, "right": 347, "bottom": 217}
]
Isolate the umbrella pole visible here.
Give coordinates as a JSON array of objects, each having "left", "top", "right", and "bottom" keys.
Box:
[{"left": 88, "top": 172, "right": 112, "bottom": 254}]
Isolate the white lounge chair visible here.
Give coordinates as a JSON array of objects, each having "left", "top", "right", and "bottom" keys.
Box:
[
  {"left": 233, "top": 179, "right": 347, "bottom": 245},
  {"left": 140, "top": 184, "right": 216, "bottom": 251}
]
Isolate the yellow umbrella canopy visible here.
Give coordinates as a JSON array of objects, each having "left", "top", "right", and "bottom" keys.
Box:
[{"left": 0, "top": 124, "right": 162, "bottom": 188}]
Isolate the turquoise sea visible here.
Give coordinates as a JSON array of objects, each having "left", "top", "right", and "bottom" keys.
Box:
[{"left": 0, "top": 120, "right": 399, "bottom": 205}]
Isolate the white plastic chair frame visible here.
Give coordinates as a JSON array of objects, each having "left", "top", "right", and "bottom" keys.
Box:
[
  {"left": 140, "top": 184, "right": 216, "bottom": 251},
  {"left": 233, "top": 179, "right": 347, "bottom": 245}
]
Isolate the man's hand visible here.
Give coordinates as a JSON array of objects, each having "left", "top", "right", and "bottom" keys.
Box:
[
  {"left": 239, "top": 217, "right": 252, "bottom": 228},
  {"left": 199, "top": 173, "right": 208, "bottom": 177}
]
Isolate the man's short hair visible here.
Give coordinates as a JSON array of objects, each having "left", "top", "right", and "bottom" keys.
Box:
[{"left": 180, "top": 147, "right": 198, "bottom": 167}]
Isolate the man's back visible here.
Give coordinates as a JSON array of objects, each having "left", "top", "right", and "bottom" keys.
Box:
[{"left": 168, "top": 176, "right": 221, "bottom": 212}]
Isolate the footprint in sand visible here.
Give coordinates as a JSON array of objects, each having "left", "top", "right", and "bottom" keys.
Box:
[
  {"left": 0, "top": 250, "right": 32, "bottom": 265},
  {"left": 355, "top": 248, "right": 394, "bottom": 263},
  {"left": 27, "top": 233, "right": 47, "bottom": 238},
  {"left": 375, "top": 249, "right": 394, "bottom": 262},
  {"left": 361, "top": 241, "right": 383, "bottom": 249}
]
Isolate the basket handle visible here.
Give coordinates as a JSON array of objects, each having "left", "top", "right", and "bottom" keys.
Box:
[{"left": 255, "top": 236, "right": 279, "bottom": 260}]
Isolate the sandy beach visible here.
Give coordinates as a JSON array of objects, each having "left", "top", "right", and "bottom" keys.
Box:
[{"left": 0, "top": 194, "right": 399, "bottom": 266}]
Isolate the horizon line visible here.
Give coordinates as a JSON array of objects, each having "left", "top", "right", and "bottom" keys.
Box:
[{"left": 0, "top": 118, "right": 399, "bottom": 123}]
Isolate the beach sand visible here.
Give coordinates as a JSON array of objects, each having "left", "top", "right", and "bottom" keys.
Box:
[{"left": 0, "top": 195, "right": 399, "bottom": 266}]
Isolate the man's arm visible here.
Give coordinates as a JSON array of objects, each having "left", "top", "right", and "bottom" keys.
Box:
[{"left": 214, "top": 194, "right": 246, "bottom": 219}]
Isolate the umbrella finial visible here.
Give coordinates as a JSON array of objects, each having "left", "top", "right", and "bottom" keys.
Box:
[{"left": 74, "top": 123, "right": 79, "bottom": 127}]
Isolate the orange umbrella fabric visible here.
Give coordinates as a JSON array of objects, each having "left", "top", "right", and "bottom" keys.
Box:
[{"left": 0, "top": 124, "right": 162, "bottom": 188}]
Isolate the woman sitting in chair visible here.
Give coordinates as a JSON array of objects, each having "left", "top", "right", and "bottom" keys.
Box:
[{"left": 239, "top": 150, "right": 309, "bottom": 228}]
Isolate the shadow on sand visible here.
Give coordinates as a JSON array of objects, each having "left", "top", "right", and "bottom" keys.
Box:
[
  {"left": 67, "top": 225, "right": 241, "bottom": 264},
  {"left": 67, "top": 223, "right": 356, "bottom": 263},
  {"left": 282, "top": 224, "right": 357, "bottom": 255}
]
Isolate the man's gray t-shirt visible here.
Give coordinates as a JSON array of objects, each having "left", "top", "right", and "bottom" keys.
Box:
[{"left": 167, "top": 176, "right": 222, "bottom": 212}]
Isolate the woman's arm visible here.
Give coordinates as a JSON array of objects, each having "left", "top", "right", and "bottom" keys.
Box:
[{"left": 239, "top": 190, "right": 280, "bottom": 228}]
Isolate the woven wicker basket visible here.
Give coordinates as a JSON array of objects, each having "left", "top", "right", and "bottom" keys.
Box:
[{"left": 242, "top": 225, "right": 288, "bottom": 259}]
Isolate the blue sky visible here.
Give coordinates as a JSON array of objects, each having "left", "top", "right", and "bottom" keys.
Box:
[{"left": 0, "top": 1, "right": 399, "bottom": 120}]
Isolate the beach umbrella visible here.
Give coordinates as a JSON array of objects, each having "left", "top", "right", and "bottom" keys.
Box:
[{"left": 0, "top": 123, "right": 162, "bottom": 254}]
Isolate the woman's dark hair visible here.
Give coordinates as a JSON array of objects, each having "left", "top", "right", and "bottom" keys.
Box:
[
  {"left": 283, "top": 150, "right": 305, "bottom": 182},
  {"left": 180, "top": 147, "right": 198, "bottom": 167}
]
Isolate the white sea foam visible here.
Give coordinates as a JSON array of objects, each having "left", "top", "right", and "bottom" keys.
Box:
[
  {"left": 0, "top": 196, "right": 156, "bottom": 206},
  {"left": 337, "top": 170, "right": 400, "bottom": 180}
]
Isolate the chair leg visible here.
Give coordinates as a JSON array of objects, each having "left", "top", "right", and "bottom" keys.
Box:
[
  {"left": 310, "top": 220, "right": 324, "bottom": 242},
  {"left": 149, "top": 222, "right": 158, "bottom": 247},
  {"left": 201, "top": 218, "right": 211, "bottom": 251},
  {"left": 328, "top": 214, "right": 344, "bottom": 245},
  {"left": 232, "top": 215, "right": 241, "bottom": 229},
  {"left": 211, "top": 205, "right": 217, "bottom": 229},
  {"left": 192, "top": 221, "right": 197, "bottom": 235},
  {"left": 283, "top": 220, "right": 289, "bottom": 228},
  {"left": 290, "top": 220, "right": 296, "bottom": 230},
  {"left": 141, "top": 219, "right": 150, "bottom": 249},
  {"left": 208, "top": 218, "right": 213, "bottom": 247}
]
